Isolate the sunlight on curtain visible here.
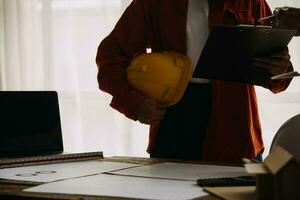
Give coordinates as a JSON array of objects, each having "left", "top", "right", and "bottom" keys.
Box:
[
  {"left": 0, "top": 0, "right": 299, "bottom": 158},
  {"left": 0, "top": 0, "right": 149, "bottom": 157},
  {"left": 48, "top": 0, "right": 149, "bottom": 157}
]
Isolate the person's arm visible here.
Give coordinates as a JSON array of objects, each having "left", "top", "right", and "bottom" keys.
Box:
[
  {"left": 275, "top": 7, "right": 300, "bottom": 36},
  {"left": 260, "top": 7, "right": 300, "bottom": 36},
  {"left": 96, "top": 0, "right": 166, "bottom": 124},
  {"left": 253, "top": 0, "right": 293, "bottom": 93},
  {"left": 96, "top": 1, "right": 147, "bottom": 121},
  {"left": 254, "top": 49, "right": 293, "bottom": 92}
]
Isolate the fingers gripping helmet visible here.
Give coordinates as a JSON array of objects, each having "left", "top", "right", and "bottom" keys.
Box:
[{"left": 127, "top": 52, "right": 192, "bottom": 106}]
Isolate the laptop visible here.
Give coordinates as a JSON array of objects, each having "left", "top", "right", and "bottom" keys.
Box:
[
  {"left": 0, "top": 91, "right": 103, "bottom": 168},
  {"left": 0, "top": 91, "right": 64, "bottom": 158}
]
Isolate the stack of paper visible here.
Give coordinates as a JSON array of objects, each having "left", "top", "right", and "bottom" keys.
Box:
[
  {"left": 0, "top": 161, "right": 249, "bottom": 199},
  {"left": 24, "top": 174, "right": 207, "bottom": 200},
  {"left": 109, "top": 162, "right": 247, "bottom": 181},
  {"left": 0, "top": 161, "right": 138, "bottom": 182}
]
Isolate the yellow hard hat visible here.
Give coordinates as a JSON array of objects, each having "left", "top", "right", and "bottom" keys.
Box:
[{"left": 127, "top": 52, "right": 192, "bottom": 106}]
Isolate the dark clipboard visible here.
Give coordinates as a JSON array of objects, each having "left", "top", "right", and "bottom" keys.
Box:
[{"left": 193, "top": 25, "right": 296, "bottom": 86}]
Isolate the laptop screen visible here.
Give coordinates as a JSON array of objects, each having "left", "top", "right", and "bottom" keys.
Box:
[{"left": 0, "top": 91, "right": 64, "bottom": 157}]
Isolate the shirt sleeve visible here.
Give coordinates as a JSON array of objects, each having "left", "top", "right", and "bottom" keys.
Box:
[
  {"left": 253, "top": 0, "right": 294, "bottom": 93},
  {"left": 96, "top": 0, "right": 148, "bottom": 120}
]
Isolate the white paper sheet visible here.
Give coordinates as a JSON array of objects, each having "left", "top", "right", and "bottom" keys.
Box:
[
  {"left": 24, "top": 174, "right": 208, "bottom": 200},
  {"left": 110, "top": 162, "right": 247, "bottom": 181},
  {"left": 0, "top": 161, "right": 138, "bottom": 182}
]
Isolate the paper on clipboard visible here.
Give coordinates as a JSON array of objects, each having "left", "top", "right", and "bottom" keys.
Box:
[
  {"left": 24, "top": 174, "right": 208, "bottom": 200},
  {"left": 108, "top": 162, "right": 247, "bottom": 181},
  {"left": 0, "top": 161, "right": 139, "bottom": 183}
]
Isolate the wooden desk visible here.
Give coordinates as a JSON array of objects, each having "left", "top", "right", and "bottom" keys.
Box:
[{"left": 0, "top": 157, "right": 222, "bottom": 200}]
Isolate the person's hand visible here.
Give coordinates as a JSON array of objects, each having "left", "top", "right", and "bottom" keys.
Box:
[
  {"left": 136, "top": 99, "right": 167, "bottom": 125},
  {"left": 272, "top": 7, "right": 300, "bottom": 36},
  {"left": 254, "top": 50, "right": 291, "bottom": 76}
]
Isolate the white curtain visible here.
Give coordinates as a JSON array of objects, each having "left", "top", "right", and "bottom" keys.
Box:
[
  {"left": 0, "top": 0, "right": 299, "bottom": 158},
  {"left": 0, "top": 0, "right": 149, "bottom": 157}
]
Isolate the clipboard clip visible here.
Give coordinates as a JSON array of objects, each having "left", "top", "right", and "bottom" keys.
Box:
[
  {"left": 236, "top": 24, "right": 272, "bottom": 34},
  {"left": 236, "top": 24, "right": 272, "bottom": 29}
]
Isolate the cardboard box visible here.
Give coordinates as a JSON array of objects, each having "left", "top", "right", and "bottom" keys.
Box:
[{"left": 245, "top": 146, "right": 300, "bottom": 200}]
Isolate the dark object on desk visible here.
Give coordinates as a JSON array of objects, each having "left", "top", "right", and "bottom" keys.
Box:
[
  {"left": 0, "top": 91, "right": 63, "bottom": 157},
  {"left": 197, "top": 176, "right": 256, "bottom": 187},
  {"left": 193, "top": 25, "right": 296, "bottom": 86}
]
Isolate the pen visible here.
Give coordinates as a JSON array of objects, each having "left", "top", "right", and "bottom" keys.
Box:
[{"left": 258, "top": 7, "right": 290, "bottom": 22}]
